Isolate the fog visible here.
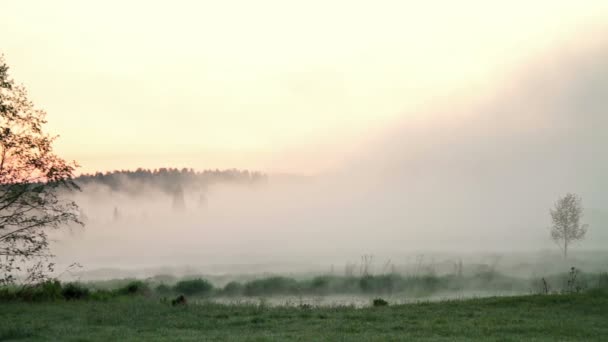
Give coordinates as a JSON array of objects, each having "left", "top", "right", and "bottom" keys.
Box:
[{"left": 52, "top": 39, "right": 608, "bottom": 279}]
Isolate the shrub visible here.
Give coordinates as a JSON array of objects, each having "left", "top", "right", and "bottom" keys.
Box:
[
  {"left": 11, "top": 280, "right": 64, "bottom": 301},
  {"left": 38, "top": 280, "right": 63, "bottom": 300},
  {"left": 171, "top": 295, "right": 187, "bottom": 306},
  {"left": 222, "top": 281, "right": 244, "bottom": 296},
  {"left": 373, "top": 298, "right": 389, "bottom": 307},
  {"left": 174, "top": 279, "right": 213, "bottom": 296},
  {"left": 0, "top": 287, "right": 17, "bottom": 301},
  {"left": 308, "top": 276, "right": 359, "bottom": 294},
  {"left": 61, "top": 283, "right": 90, "bottom": 300},
  {"left": 117, "top": 281, "right": 151, "bottom": 296},
  {"left": 243, "top": 277, "right": 299, "bottom": 296}
]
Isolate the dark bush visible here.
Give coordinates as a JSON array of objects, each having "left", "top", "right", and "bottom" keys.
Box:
[
  {"left": 171, "top": 295, "right": 187, "bottom": 306},
  {"left": 310, "top": 276, "right": 330, "bottom": 291},
  {"left": 0, "top": 287, "right": 17, "bottom": 301},
  {"left": 373, "top": 298, "right": 389, "bottom": 307},
  {"left": 222, "top": 281, "right": 244, "bottom": 296},
  {"left": 117, "top": 281, "right": 151, "bottom": 296},
  {"left": 5, "top": 280, "right": 64, "bottom": 302},
  {"left": 39, "top": 280, "right": 63, "bottom": 300},
  {"left": 61, "top": 283, "right": 90, "bottom": 300},
  {"left": 243, "top": 277, "right": 299, "bottom": 296},
  {"left": 309, "top": 276, "right": 360, "bottom": 294},
  {"left": 174, "top": 279, "right": 213, "bottom": 296}
]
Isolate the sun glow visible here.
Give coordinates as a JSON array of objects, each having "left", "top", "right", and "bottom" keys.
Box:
[{"left": 1, "top": 0, "right": 607, "bottom": 173}]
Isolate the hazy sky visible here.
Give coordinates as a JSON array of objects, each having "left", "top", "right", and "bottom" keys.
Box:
[{"left": 1, "top": 1, "right": 607, "bottom": 174}]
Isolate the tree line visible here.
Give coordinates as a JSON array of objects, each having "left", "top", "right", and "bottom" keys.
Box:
[{"left": 75, "top": 168, "right": 267, "bottom": 195}]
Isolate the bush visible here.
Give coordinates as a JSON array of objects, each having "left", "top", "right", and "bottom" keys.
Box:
[
  {"left": 117, "top": 281, "right": 151, "bottom": 296},
  {"left": 373, "top": 298, "right": 389, "bottom": 307},
  {"left": 222, "top": 281, "right": 244, "bottom": 296},
  {"left": 308, "top": 276, "right": 359, "bottom": 294},
  {"left": 0, "top": 281, "right": 90, "bottom": 302},
  {"left": 61, "top": 283, "right": 90, "bottom": 300},
  {"left": 6, "top": 280, "right": 64, "bottom": 302},
  {"left": 310, "top": 276, "right": 331, "bottom": 292},
  {"left": 243, "top": 277, "right": 299, "bottom": 296},
  {"left": 174, "top": 279, "right": 213, "bottom": 296},
  {"left": 0, "top": 287, "right": 17, "bottom": 301},
  {"left": 39, "top": 280, "right": 63, "bottom": 300}
]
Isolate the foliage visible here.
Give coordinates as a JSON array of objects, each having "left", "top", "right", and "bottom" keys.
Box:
[
  {"left": 308, "top": 275, "right": 360, "bottom": 294},
  {"left": 243, "top": 277, "right": 300, "bottom": 296},
  {"left": 75, "top": 168, "right": 267, "bottom": 196},
  {"left": 61, "top": 282, "right": 90, "bottom": 300},
  {"left": 174, "top": 278, "right": 213, "bottom": 296},
  {"left": 117, "top": 281, "right": 151, "bottom": 296},
  {"left": 221, "top": 281, "right": 244, "bottom": 296},
  {"left": 19, "top": 280, "right": 63, "bottom": 301},
  {"left": 550, "top": 193, "right": 588, "bottom": 258},
  {"left": 171, "top": 295, "right": 187, "bottom": 306},
  {"left": 0, "top": 55, "right": 81, "bottom": 286},
  {"left": 372, "top": 298, "right": 389, "bottom": 307},
  {"left": 0, "top": 280, "right": 91, "bottom": 302}
]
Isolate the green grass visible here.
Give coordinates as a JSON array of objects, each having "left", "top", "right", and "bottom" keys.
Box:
[{"left": 1, "top": 292, "right": 607, "bottom": 341}]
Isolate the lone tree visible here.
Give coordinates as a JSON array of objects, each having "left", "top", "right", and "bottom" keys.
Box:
[
  {"left": 549, "top": 193, "right": 588, "bottom": 259},
  {"left": 0, "top": 55, "right": 81, "bottom": 286}
]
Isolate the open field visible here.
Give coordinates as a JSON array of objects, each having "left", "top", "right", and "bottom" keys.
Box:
[{"left": 2, "top": 291, "right": 607, "bottom": 341}]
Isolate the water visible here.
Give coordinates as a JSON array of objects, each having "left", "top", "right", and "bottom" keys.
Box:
[{"left": 198, "top": 291, "right": 526, "bottom": 308}]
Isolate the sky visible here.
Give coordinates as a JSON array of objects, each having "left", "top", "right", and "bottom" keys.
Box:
[{"left": 1, "top": 0, "right": 607, "bottom": 174}]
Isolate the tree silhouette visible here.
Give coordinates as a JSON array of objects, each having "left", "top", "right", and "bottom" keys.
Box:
[
  {"left": 0, "top": 55, "right": 81, "bottom": 285},
  {"left": 74, "top": 168, "right": 267, "bottom": 195}
]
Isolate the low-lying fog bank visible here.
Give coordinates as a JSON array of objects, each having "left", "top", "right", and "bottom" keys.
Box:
[
  {"left": 50, "top": 266, "right": 608, "bottom": 307},
  {"left": 50, "top": 39, "right": 608, "bottom": 282}
]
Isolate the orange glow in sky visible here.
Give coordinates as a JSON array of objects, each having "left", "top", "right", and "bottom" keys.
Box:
[{"left": 1, "top": 1, "right": 607, "bottom": 174}]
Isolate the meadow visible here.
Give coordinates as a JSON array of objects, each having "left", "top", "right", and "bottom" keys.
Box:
[
  {"left": 1, "top": 267, "right": 608, "bottom": 341},
  {"left": 2, "top": 290, "right": 608, "bottom": 341}
]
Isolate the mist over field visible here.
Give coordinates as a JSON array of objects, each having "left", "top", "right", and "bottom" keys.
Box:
[
  {"left": 50, "top": 41, "right": 608, "bottom": 280},
  {"left": 4, "top": 3, "right": 608, "bottom": 341}
]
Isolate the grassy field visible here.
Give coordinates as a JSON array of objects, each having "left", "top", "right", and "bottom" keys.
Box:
[{"left": 1, "top": 291, "right": 607, "bottom": 341}]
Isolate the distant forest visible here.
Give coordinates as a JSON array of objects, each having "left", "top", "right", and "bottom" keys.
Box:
[{"left": 74, "top": 168, "right": 267, "bottom": 195}]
